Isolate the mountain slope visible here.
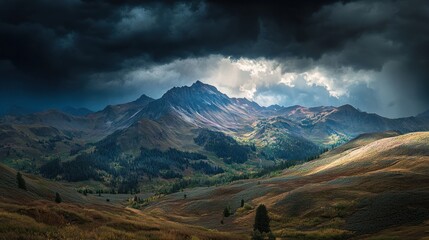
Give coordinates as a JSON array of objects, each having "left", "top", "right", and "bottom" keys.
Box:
[
  {"left": 0, "top": 94, "right": 155, "bottom": 139},
  {"left": 137, "top": 81, "right": 261, "bottom": 131},
  {"left": 105, "top": 81, "right": 429, "bottom": 162},
  {"left": 0, "top": 163, "right": 242, "bottom": 240},
  {"left": 0, "top": 110, "right": 93, "bottom": 133},
  {"left": 87, "top": 94, "right": 154, "bottom": 131},
  {"left": 259, "top": 104, "right": 429, "bottom": 146},
  {"left": 100, "top": 117, "right": 191, "bottom": 152},
  {"left": 0, "top": 123, "right": 86, "bottom": 171},
  {"left": 60, "top": 106, "right": 94, "bottom": 116},
  {"left": 0, "top": 163, "right": 92, "bottom": 204},
  {"left": 2, "top": 81, "right": 429, "bottom": 176},
  {"left": 144, "top": 131, "right": 429, "bottom": 239}
]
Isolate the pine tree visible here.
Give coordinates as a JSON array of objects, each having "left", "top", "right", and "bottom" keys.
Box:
[
  {"left": 241, "top": 199, "right": 245, "bottom": 207},
  {"left": 55, "top": 192, "right": 62, "bottom": 203},
  {"left": 223, "top": 206, "right": 231, "bottom": 217},
  {"left": 16, "top": 172, "right": 26, "bottom": 190},
  {"left": 253, "top": 204, "right": 270, "bottom": 233}
]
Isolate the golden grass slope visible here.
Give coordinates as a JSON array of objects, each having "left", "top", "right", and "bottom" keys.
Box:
[
  {"left": 143, "top": 131, "right": 429, "bottom": 239},
  {"left": 1, "top": 131, "right": 428, "bottom": 239},
  {"left": 0, "top": 164, "right": 244, "bottom": 240},
  {"left": 292, "top": 131, "right": 429, "bottom": 175}
]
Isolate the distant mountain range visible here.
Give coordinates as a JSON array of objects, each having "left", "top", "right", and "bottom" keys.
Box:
[
  {"left": 60, "top": 106, "right": 94, "bottom": 116},
  {"left": 0, "top": 105, "right": 94, "bottom": 117},
  {"left": 1, "top": 81, "right": 428, "bottom": 176}
]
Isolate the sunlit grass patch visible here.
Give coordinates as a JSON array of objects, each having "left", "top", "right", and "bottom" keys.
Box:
[{"left": 277, "top": 228, "right": 353, "bottom": 240}]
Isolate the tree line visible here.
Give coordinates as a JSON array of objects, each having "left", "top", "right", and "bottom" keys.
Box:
[
  {"left": 194, "top": 129, "right": 254, "bottom": 164},
  {"left": 39, "top": 144, "right": 224, "bottom": 193}
]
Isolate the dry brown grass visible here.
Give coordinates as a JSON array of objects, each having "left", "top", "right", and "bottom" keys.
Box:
[
  {"left": 276, "top": 228, "right": 353, "bottom": 240},
  {"left": 0, "top": 161, "right": 243, "bottom": 240},
  {"left": 2, "top": 132, "right": 429, "bottom": 239},
  {"left": 0, "top": 200, "right": 242, "bottom": 240},
  {"left": 142, "top": 132, "right": 429, "bottom": 239}
]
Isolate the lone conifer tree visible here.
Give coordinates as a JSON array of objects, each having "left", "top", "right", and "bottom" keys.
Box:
[
  {"left": 241, "top": 199, "right": 245, "bottom": 207},
  {"left": 223, "top": 206, "right": 231, "bottom": 217},
  {"left": 16, "top": 172, "right": 26, "bottom": 190},
  {"left": 55, "top": 192, "right": 62, "bottom": 203},
  {"left": 253, "top": 204, "right": 270, "bottom": 233}
]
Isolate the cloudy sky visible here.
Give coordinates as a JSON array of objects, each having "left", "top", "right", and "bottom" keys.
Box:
[{"left": 0, "top": 0, "right": 428, "bottom": 118}]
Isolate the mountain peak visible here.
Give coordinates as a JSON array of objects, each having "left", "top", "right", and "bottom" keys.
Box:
[
  {"left": 192, "top": 80, "right": 204, "bottom": 86},
  {"left": 140, "top": 81, "right": 262, "bottom": 128},
  {"left": 337, "top": 104, "right": 358, "bottom": 112},
  {"left": 162, "top": 81, "right": 223, "bottom": 99},
  {"left": 190, "top": 80, "right": 219, "bottom": 91},
  {"left": 135, "top": 94, "right": 154, "bottom": 103}
]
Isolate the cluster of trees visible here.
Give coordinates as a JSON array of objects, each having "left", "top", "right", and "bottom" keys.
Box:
[
  {"left": 94, "top": 138, "right": 121, "bottom": 159},
  {"left": 133, "top": 148, "right": 209, "bottom": 178},
  {"left": 194, "top": 129, "right": 253, "bottom": 164},
  {"left": 305, "top": 147, "right": 330, "bottom": 161},
  {"left": 40, "top": 138, "right": 121, "bottom": 181},
  {"left": 159, "top": 159, "right": 310, "bottom": 195},
  {"left": 190, "top": 161, "right": 224, "bottom": 175},
  {"left": 77, "top": 188, "right": 117, "bottom": 195},
  {"left": 38, "top": 130, "right": 328, "bottom": 195},
  {"left": 116, "top": 174, "right": 140, "bottom": 194},
  {"left": 39, "top": 143, "right": 223, "bottom": 193},
  {"left": 40, "top": 154, "right": 108, "bottom": 182},
  {"left": 221, "top": 199, "right": 244, "bottom": 219},
  {"left": 253, "top": 160, "right": 303, "bottom": 177},
  {"left": 159, "top": 170, "right": 183, "bottom": 179},
  {"left": 157, "top": 173, "right": 253, "bottom": 195},
  {"left": 260, "top": 134, "right": 321, "bottom": 161},
  {"left": 218, "top": 199, "right": 274, "bottom": 239},
  {"left": 40, "top": 146, "right": 312, "bottom": 196},
  {"left": 140, "top": 148, "right": 207, "bottom": 161}
]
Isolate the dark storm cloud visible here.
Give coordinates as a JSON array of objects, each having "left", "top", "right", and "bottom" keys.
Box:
[
  {"left": 0, "top": 0, "right": 428, "bottom": 116},
  {"left": 0, "top": 0, "right": 332, "bottom": 90}
]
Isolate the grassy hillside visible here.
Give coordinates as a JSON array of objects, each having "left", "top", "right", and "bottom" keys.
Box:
[
  {"left": 2, "top": 131, "right": 428, "bottom": 239},
  {"left": 0, "top": 164, "right": 244, "bottom": 240},
  {"left": 0, "top": 124, "right": 87, "bottom": 171},
  {"left": 142, "top": 131, "right": 429, "bottom": 239}
]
